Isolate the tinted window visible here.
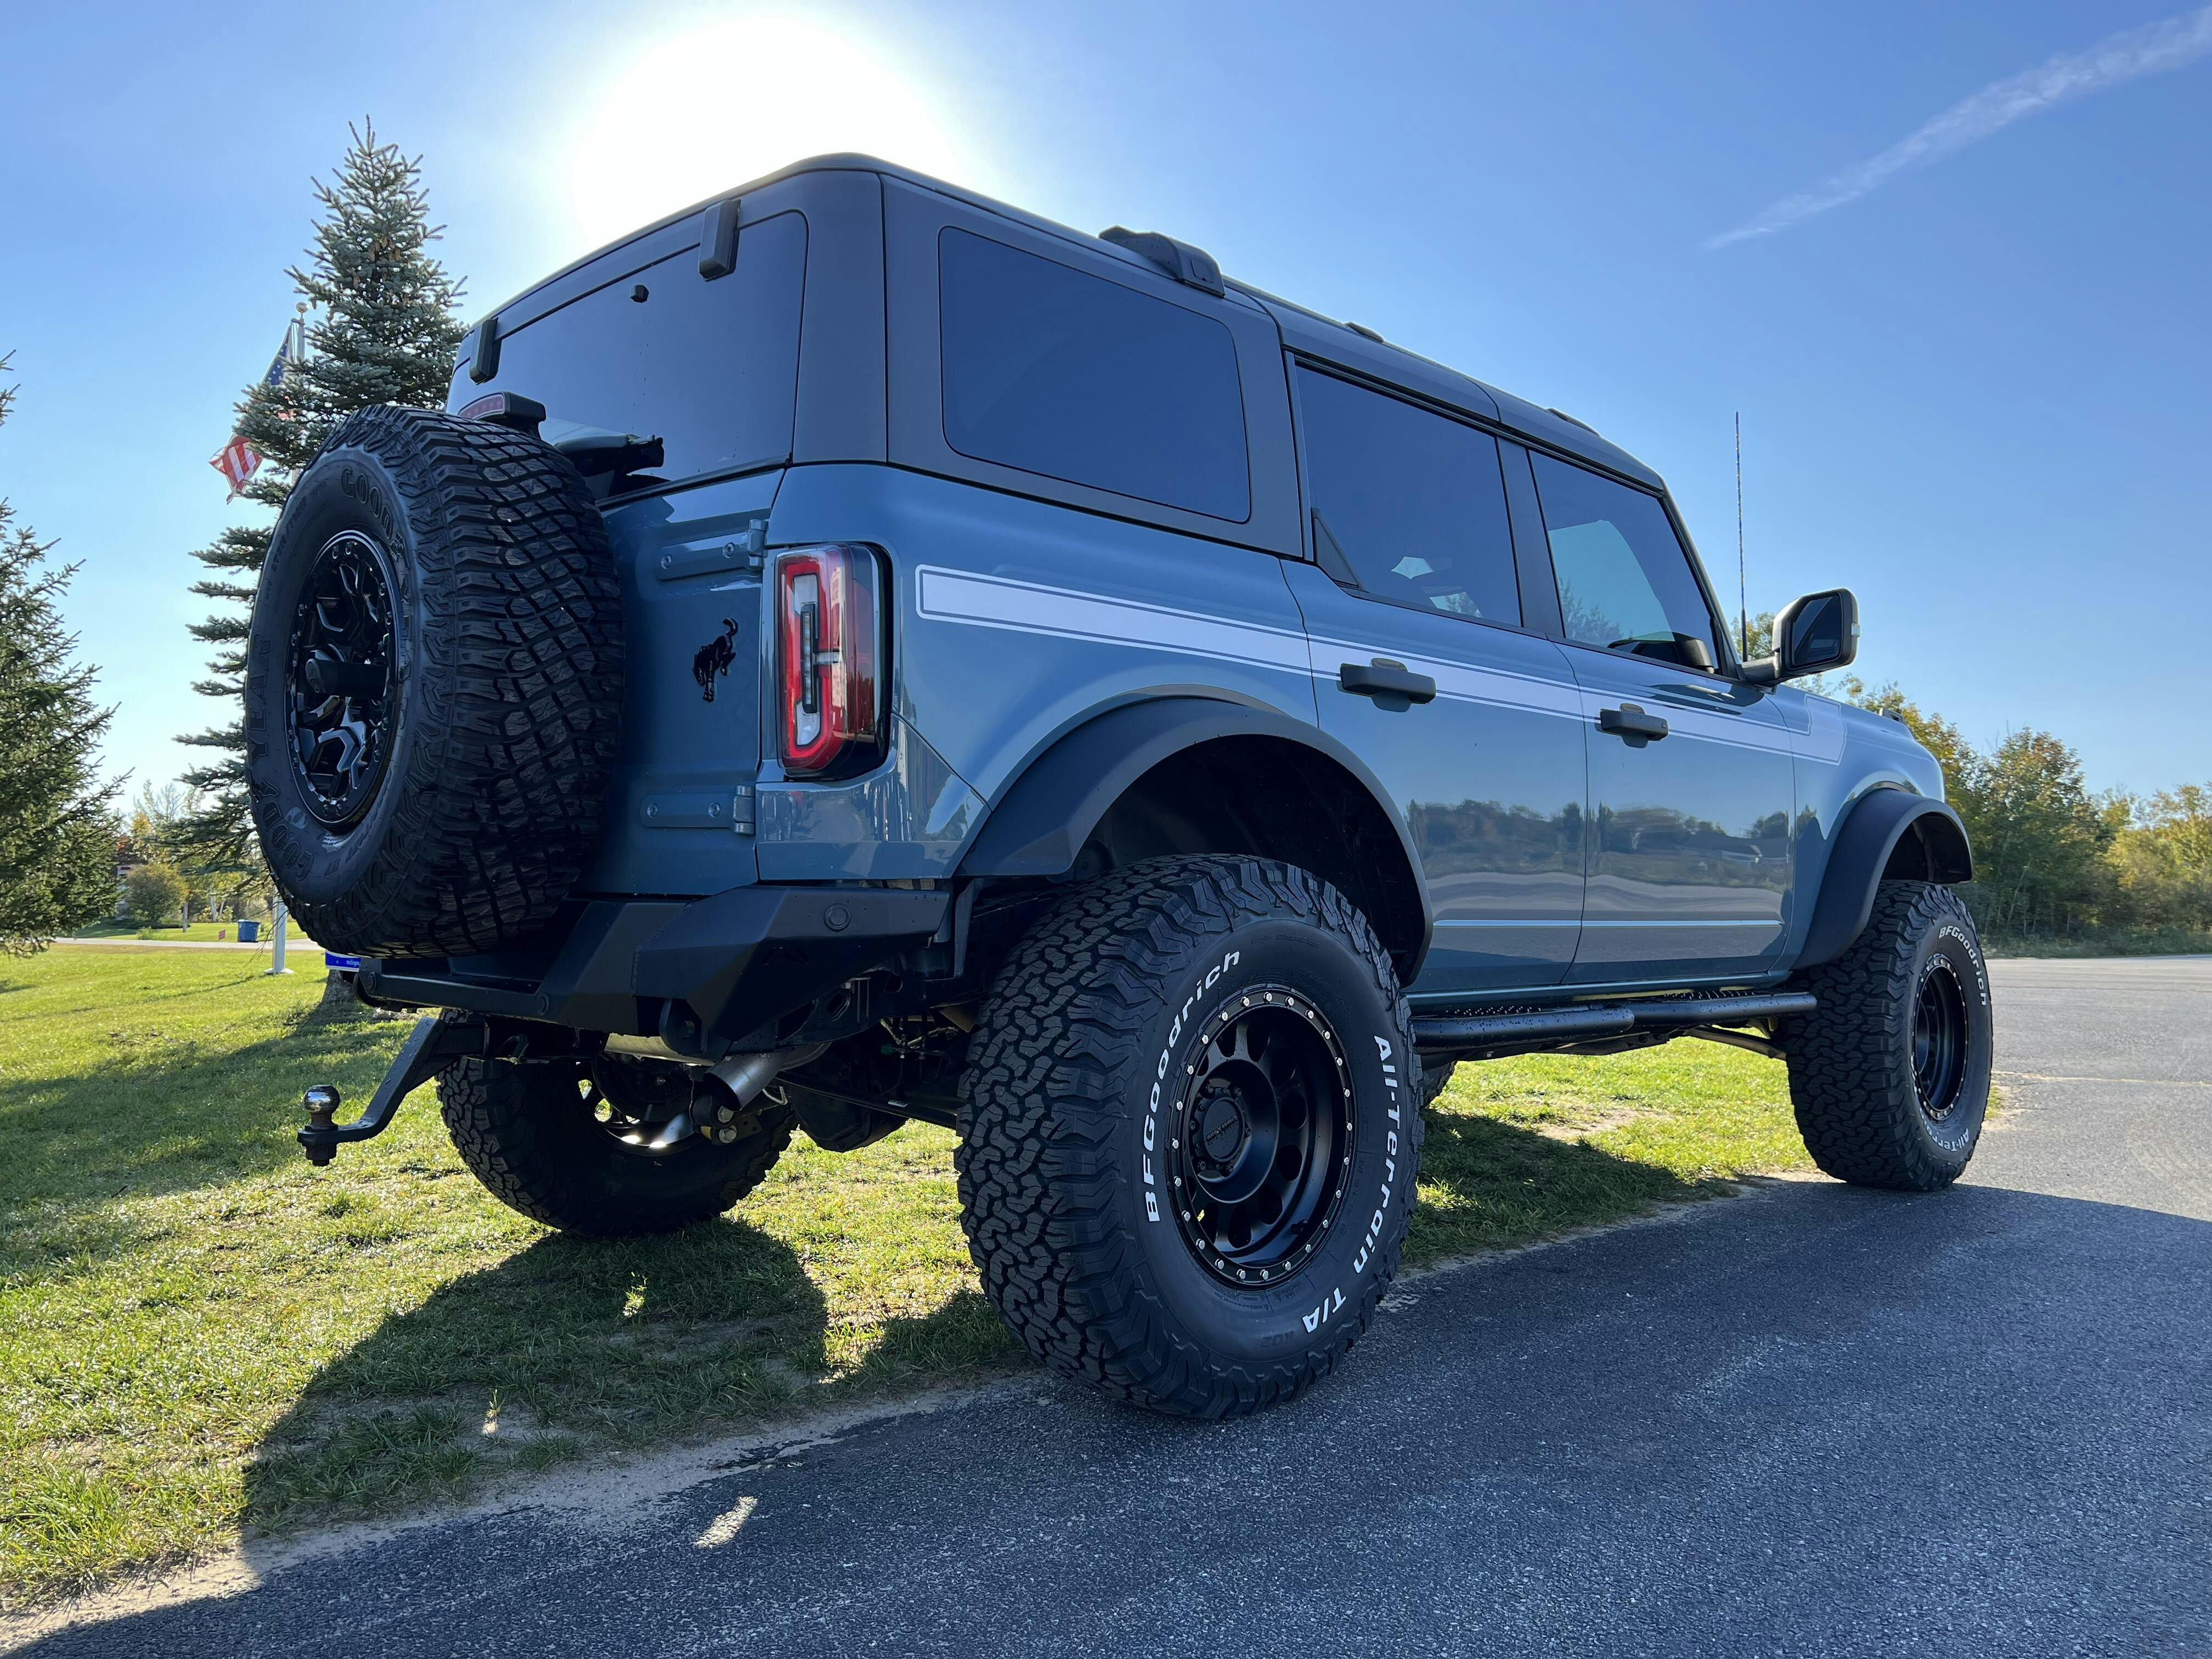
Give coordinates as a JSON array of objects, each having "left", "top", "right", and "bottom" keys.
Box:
[
  {"left": 1297, "top": 368, "right": 1520, "bottom": 626},
  {"left": 1530, "top": 454, "right": 1718, "bottom": 667},
  {"left": 464, "top": 211, "right": 807, "bottom": 484},
  {"left": 939, "top": 228, "right": 1250, "bottom": 521}
]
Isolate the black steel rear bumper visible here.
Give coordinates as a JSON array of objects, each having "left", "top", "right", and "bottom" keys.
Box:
[{"left": 356, "top": 883, "right": 950, "bottom": 1057}]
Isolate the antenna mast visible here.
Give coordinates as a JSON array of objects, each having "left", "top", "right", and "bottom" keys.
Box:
[{"left": 1735, "top": 412, "right": 1748, "bottom": 659}]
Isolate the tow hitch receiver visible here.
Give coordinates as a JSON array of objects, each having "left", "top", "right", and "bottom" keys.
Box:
[{"left": 299, "top": 1014, "right": 489, "bottom": 1166}]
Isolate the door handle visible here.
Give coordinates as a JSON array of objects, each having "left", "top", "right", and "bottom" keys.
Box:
[
  {"left": 1338, "top": 659, "right": 1437, "bottom": 706},
  {"left": 1598, "top": 703, "right": 1669, "bottom": 741}
]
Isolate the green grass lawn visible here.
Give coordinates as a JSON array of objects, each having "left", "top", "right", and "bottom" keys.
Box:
[
  {"left": 61, "top": 920, "right": 324, "bottom": 947},
  {"left": 0, "top": 948, "right": 1809, "bottom": 1609}
]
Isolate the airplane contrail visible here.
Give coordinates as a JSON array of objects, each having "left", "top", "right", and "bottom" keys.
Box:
[{"left": 1708, "top": 7, "right": 2212, "bottom": 249}]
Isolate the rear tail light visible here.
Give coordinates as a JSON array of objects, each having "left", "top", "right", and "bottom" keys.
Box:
[{"left": 776, "top": 545, "right": 884, "bottom": 778}]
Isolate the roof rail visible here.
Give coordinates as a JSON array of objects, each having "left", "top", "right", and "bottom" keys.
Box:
[
  {"left": 1547, "top": 405, "right": 1600, "bottom": 434},
  {"left": 1345, "top": 321, "right": 1386, "bottom": 343},
  {"left": 1099, "top": 227, "right": 1225, "bottom": 297}
]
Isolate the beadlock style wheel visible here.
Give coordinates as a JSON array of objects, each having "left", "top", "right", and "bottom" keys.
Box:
[
  {"left": 1911, "top": 955, "right": 1971, "bottom": 1125},
  {"left": 1170, "top": 987, "right": 1356, "bottom": 1286},
  {"left": 1786, "top": 879, "right": 1993, "bottom": 1192},
  {"left": 957, "top": 855, "right": 1422, "bottom": 1418}
]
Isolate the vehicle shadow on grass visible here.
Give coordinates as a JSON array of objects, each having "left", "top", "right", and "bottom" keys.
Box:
[
  {"left": 235, "top": 1104, "right": 1712, "bottom": 1534},
  {"left": 1406, "top": 1103, "right": 1712, "bottom": 1266},
  {"left": 239, "top": 1208, "right": 1019, "bottom": 1537},
  {"left": 0, "top": 1000, "right": 411, "bottom": 1226}
]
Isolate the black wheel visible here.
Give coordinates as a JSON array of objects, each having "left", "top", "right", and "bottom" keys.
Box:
[
  {"left": 244, "top": 404, "right": 623, "bottom": 959},
  {"left": 956, "top": 855, "right": 1421, "bottom": 1418},
  {"left": 437, "top": 1055, "right": 794, "bottom": 1237},
  {"left": 1786, "top": 880, "right": 1994, "bottom": 1191}
]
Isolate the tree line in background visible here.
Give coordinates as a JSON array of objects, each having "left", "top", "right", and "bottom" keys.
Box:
[
  {"left": 1859, "top": 686, "right": 2210, "bottom": 945},
  {"left": 1743, "top": 607, "right": 2210, "bottom": 947}
]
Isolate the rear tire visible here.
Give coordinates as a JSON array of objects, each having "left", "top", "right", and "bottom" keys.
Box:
[
  {"left": 1787, "top": 880, "right": 1993, "bottom": 1191},
  {"left": 438, "top": 1057, "right": 794, "bottom": 1237},
  {"left": 956, "top": 856, "right": 1421, "bottom": 1418}
]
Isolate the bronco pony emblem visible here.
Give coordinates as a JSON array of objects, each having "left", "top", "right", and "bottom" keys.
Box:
[{"left": 692, "top": 619, "right": 740, "bottom": 703}]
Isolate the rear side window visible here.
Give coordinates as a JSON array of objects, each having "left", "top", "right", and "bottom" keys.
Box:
[
  {"left": 1529, "top": 453, "right": 1719, "bottom": 667},
  {"left": 466, "top": 211, "right": 807, "bottom": 484},
  {"left": 938, "top": 228, "right": 1251, "bottom": 521},
  {"left": 1296, "top": 368, "right": 1521, "bottom": 626}
]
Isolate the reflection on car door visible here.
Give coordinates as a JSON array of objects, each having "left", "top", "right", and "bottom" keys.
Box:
[
  {"left": 1288, "top": 367, "right": 1587, "bottom": 994},
  {"left": 1523, "top": 449, "right": 1794, "bottom": 984}
]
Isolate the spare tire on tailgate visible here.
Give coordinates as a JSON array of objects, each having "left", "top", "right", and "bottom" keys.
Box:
[{"left": 244, "top": 404, "right": 623, "bottom": 960}]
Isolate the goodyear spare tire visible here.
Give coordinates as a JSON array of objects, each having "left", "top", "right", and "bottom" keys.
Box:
[{"left": 243, "top": 404, "right": 623, "bottom": 960}]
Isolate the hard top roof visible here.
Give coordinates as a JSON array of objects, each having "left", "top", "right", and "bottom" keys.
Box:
[{"left": 483, "top": 153, "right": 1664, "bottom": 493}]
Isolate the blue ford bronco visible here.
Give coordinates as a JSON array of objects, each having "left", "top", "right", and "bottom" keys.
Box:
[{"left": 246, "top": 155, "right": 1990, "bottom": 1418}]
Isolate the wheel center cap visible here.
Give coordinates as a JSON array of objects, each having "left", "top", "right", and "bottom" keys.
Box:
[{"left": 1194, "top": 1088, "right": 1250, "bottom": 1175}]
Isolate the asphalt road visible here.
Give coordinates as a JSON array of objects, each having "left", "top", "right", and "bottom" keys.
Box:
[{"left": 14, "top": 957, "right": 2209, "bottom": 1657}]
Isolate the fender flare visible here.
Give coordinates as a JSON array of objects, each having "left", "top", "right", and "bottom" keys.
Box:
[
  {"left": 1797, "top": 789, "right": 1974, "bottom": 970},
  {"left": 954, "top": 696, "right": 1434, "bottom": 973}
]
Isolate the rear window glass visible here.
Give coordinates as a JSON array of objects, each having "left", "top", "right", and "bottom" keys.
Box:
[
  {"left": 938, "top": 228, "right": 1251, "bottom": 521},
  {"left": 1297, "top": 368, "right": 1521, "bottom": 627},
  {"left": 454, "top": 210, "right": 806, "bottom": 484}
]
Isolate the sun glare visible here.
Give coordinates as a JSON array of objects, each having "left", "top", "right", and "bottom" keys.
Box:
[{"left": 558, "top": 12, "right": 981, "bottom": 253}]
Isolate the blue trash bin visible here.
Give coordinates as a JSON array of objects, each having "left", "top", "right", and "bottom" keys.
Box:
[{"left": 236, "top": 919, "right": 261, "bottom": 943}]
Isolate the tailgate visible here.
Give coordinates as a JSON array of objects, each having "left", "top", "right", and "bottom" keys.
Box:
[{"left": 578, "top": 472, "right": 779, "bottom": 895}]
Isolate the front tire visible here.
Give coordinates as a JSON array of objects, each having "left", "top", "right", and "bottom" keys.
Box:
[
  {"left": 438, "top": 1056, "right": 794, "bottom": 1237},
  {"left": 1787, "top": 880, "right": 1993, "bottom": 1191},
  {"left": 956, "top": 856, "right": 1421, "bottom": 1418}
]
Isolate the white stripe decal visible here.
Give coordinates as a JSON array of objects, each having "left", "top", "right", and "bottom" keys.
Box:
[
  {"left": 915, "top": 566, "right": 1310, "bottom": 675},
  {"left": 915, "top": 566, "right": 1844, "bottom": 754},
  {"left": 1435, "top": 918, "right": 1581, "bottom": 928},
  {"left": 1580, "top": 919, "right": 1781, "bottom": 929}
]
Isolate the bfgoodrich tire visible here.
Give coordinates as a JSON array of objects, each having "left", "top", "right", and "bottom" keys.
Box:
[
  {"left": 1787, "top": 879, "right": 1994, "bottom": 1191},
  {"left": 243, "top": 404, "right": 622, "bottom": 959},
  {"left": 956, "top": 856, "right": 1422, "bottom": 1418},
  {"left": 438, "top": 1056, "right": 795, "bottom": 1237}
]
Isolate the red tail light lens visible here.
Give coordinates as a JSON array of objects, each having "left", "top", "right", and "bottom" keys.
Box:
[{"left": 776, "top": 545, "right": 883, "bottom": 778}]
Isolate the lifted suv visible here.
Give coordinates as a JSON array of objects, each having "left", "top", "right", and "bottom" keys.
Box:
[{"left": 247, "top": 155, "right": 1989, "bottom": 1418}]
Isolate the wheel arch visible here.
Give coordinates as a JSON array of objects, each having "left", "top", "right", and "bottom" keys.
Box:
[
  {"left": 1796, "top": 788, "right": 1974, "bottom": 971},
  {"left": 953, "top": 697, "right": 1432, "bottom": 981}
]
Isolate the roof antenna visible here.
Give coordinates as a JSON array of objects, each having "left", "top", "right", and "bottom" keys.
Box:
[{"left": 1735, "top": 411, "right": 1748, "bottom": 661}]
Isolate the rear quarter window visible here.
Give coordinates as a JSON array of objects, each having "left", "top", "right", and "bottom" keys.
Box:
[
  {"left": 938, "top": 227, "right": 1251, "bottom": 522},
  {"left": 456, "top": 211, "right": 808, "bottom": 484}
]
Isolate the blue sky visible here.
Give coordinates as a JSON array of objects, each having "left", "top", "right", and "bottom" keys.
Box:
[{"left": 2, "top": 0, "right": 2205, "bottom": 799}]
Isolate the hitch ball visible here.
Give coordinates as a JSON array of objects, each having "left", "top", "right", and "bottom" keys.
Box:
[{"left": 302, "top": 1085, "right": 342, "bottom": 1167}]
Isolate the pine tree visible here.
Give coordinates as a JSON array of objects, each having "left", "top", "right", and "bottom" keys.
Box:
[
  {"left": 179, "top": 121, "right": 467, "bottom": 862},
  {"left": 0, "top": 356, "right": 121, "bottom": 953}
]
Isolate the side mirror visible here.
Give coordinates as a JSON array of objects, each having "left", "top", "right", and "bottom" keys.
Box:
[{"left": 1742, "top": 588, "right": 1859, "bottom": 685}]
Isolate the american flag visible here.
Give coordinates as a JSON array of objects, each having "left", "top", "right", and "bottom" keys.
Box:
[
  {"left": 210, "top": 322, "right": 302, "bottom": 497},
  {"left": 210, "top": 435, "right": 261, "bottom": 496}
]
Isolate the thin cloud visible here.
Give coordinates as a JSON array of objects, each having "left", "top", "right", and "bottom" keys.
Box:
[{"left": 1708, "top": 7, "right": 2212, "bottom": 248}]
